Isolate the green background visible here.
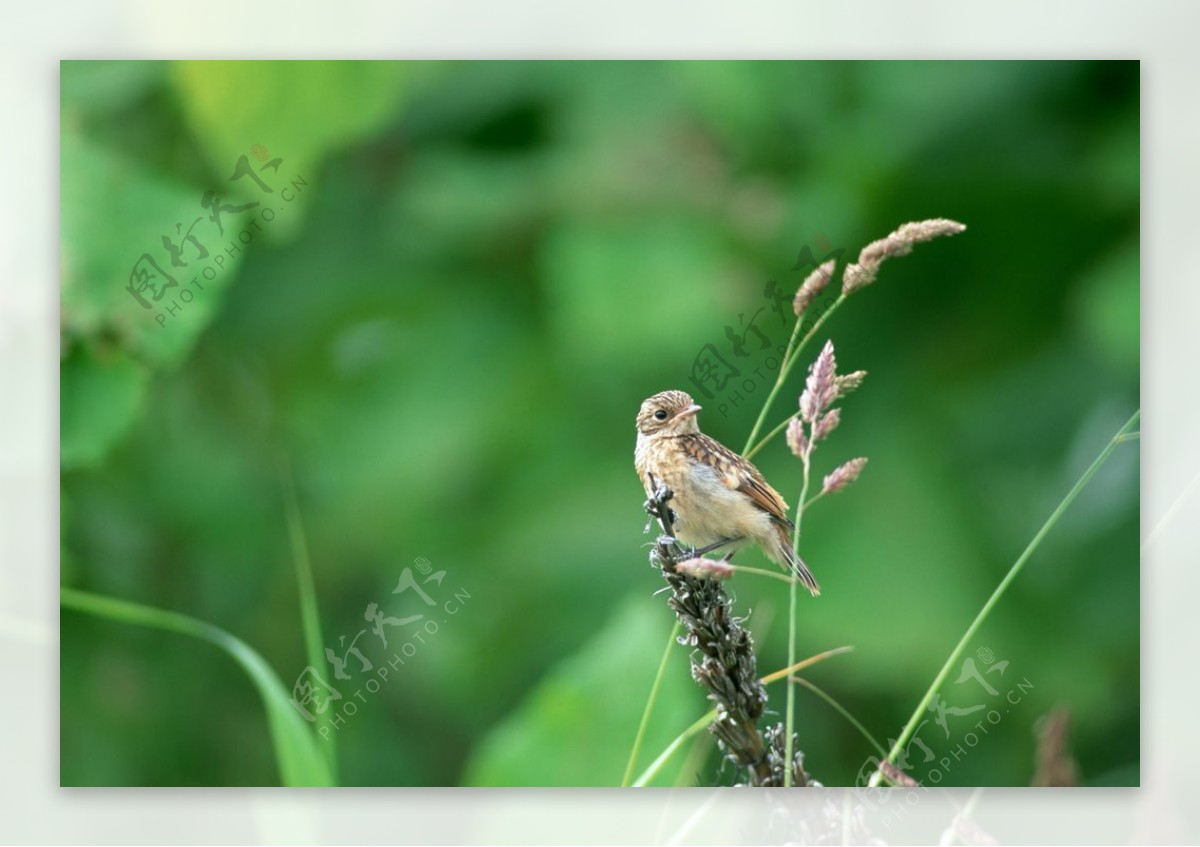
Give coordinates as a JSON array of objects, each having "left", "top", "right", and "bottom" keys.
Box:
[{"left": 60, "top": 60, "right": 1139, "bottom": 787}]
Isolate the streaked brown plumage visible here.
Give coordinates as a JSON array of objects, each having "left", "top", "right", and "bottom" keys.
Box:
[{"left": 634, "top": 390, "right": 821, "bottom": 595}]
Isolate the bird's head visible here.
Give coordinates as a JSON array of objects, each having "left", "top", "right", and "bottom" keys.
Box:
[{"left": 636, "top": 390, "right": 703, "bottom": 437}]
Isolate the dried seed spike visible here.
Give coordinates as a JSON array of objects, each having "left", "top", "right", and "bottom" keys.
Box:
[
  {"left": 822, "top": 457, "right": 867, "bottom": 494},
  {"left": 813, "top": 408, "right": 840, "bottom": 442},
  {"left": 799, "top": 340, "right": 838, "bottom": 423},
  {"left": 793, "top": 259, "right": 836, "bottom": 317},
  {"left": 836, "top": 370, "right": 867, "bottom": 397},
  {"left": 786, "top": 417, "right": 808, "bottom": 458},
  {"left": 676, "top": 557, "right": 735, "bottom": 581},
  {"left": 842, "top": 218, "right": 966, "bottom": 294}
]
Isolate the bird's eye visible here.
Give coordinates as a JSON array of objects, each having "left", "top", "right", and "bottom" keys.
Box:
[{"left": 654, "top": 409, "right": 668, "bottom": 421}]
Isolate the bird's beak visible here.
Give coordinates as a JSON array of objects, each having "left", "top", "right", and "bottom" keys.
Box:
[{"left": 675, "top": 404, "right": 702, "bottom": 420}]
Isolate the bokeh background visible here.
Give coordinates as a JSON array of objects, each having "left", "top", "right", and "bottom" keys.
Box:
[{"left": 59, "top": 60, "right": 1138, "bottom": 787}]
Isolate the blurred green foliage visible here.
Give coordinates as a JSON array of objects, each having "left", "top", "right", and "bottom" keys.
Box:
[{"left": 59, "top": 60, "right": 1138, "bottom": 787}]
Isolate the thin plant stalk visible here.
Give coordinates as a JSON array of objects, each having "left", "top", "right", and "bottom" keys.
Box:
[
  {"left": 633, "top": 710, "right": 715, "bottom": 788},
  {"left": 792, "top": 676, "right": 887, "bottom": 758},
  {"left": 60, "top": 587, "right": 334, "bottom": 787},
  {"left": 801, "top": 490, "right": 832, "bottom": 511},
  {"left": 742, "top": 294, "right": 847, "bottom": 455},
  {"left": 279, "top": 454, "right": 337, "bottom": 778},
  {"left": 762, "top": 645, "right": 855, "bottom": 684},
  {"left": 784, "top": 438, "right": 815, "bottom": 786},
  {"left": 674, "top": 732, "right": 713, "bottom": 787},
  {"left": 742, "top": 303, "right": 806, "bottom": 452},
  {"left": 623, "top": 620, "right": 681, "bottom": 786},
  {"left": 744, "top": 414, "right": 795, "bottom": 461},
  {"left": 784, "top": 576, "right": 799, "bottom": 787},
  {"left": 727, "top": 564, "right": 797, "bottom": 585},
  {"left": 869, "top": 409, "right": 1141, "bottom": 786}
]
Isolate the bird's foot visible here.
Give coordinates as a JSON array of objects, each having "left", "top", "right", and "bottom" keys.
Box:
[
  {"left": 650, "top": 534, "right": 684, "bottom": 570},
  {"left": 655, "top": 533, "right": 680, "bottom": 551},
  {"left": 643, "top": 484, "right": 677, "bottom": 533}
]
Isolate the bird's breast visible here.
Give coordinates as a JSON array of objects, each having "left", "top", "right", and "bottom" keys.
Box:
[{"left": 636, "top": 436, "right": 769, "bottom": 547}]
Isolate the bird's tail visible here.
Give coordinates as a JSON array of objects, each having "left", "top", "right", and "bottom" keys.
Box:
[{"left": 776, "top": 527, "right": 821, "bottom": 596}]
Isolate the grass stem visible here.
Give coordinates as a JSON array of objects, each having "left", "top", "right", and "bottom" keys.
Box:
[
  {"left": 742, "top": 294, "right": 847, "bottom": 455},
  {"left": 792, "top": 676, "right": 887, "bottom": 758},
  {"left": 868, "top": 409, "right": 1140, "bottom": 786},
  {"left": 61, "top": 587, "right": 334, "bottom": 786},
  {"left": 784, "top": 444, "right": 814, "bottom": 786},
  {"left": 727, "top": 564, "right": 797, "bottom": 585},
  {"left": 623, "top": 620, "right": 680, "bottom": 786},
  {"left": 278, "top": 453, "right": 337, "bottom": 779}
]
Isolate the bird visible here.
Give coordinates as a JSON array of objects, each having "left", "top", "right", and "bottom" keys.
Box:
[{"left": 634, "top": 389, "right": 821, "bottom": 595}]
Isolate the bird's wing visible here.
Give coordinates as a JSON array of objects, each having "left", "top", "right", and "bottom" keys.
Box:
[{"left": 678, "top": 434, "right": 795, "bottom": 529}]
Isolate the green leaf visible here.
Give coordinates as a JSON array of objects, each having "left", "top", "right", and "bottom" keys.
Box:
[
  {"left": 60, "top": 588, "right": 334, "bottom": 787},
  {"left": 170, "top": 61, "right": 410, "bottom": 239},
  {"left": 463, "top": 593, "right": 700, "bottom": 786},
  {"left": 60, "top": 344, "right": 147, "bottom": 471},
  {"left": 61, "top": 125, "right": 248, "bottom": 367},
  {"left": 871, "top": 411, "right": 1140, "bottom": 786},
  {"left": 171, "top": 60, "right": 408, "bottom": 170},
  {"left": 279, "top": 456, "right": 339, "bottom": 779}
]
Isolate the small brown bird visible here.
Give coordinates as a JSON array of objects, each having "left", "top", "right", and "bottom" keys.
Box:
[{"left": 634, "top": 389, "right": 821, "bottom": 595}]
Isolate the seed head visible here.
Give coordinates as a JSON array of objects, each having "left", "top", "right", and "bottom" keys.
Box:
[
  {"left": 786, "top": 417, "right": 808, "bottom": 458},
  {"left": 813, "top": 408, "right": 841, "bottom": 442},
  {"left": 799, "top": 340, "right": 838, "bottom": 423},
  {"left": 822, "top": 457, "right": 867, "bottom": 494},
  {"left": 842, "top": 218, "right": 966, "bottom": 294},
  {"left": 793, "top": 259, "right": 836, "bottom": 317},
  {"left": 675, "top": 557, "right": 735, "bottom": 581},
  {"left": 836, "top": 370, "right": 867, "bottom": 397}
]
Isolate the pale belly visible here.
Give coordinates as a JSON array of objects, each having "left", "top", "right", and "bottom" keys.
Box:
[{"left": 638, "top": 444, "right": 773, "bottom": 549}]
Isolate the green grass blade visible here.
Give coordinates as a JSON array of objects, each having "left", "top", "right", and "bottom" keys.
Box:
[
  {"left": 792, "top": 675, "right": 887, "bottom": 758},
  {"left": 633, "top": 709, "right": 716, "bottom": 787},
  {"left": 783, "top": 572, "right": 799, "bottom": 786},
  {"left": 869, "top": 409, "right": 1140, "bottom": 786},
  {"left": 742, "top": 294, "right": 847, "bottom": 456},
  {"left": 61, "top": 587, "right": 335, "bottom": 787},
  {"left": 278, "top": 453, "right": 337, "bottom": 777},
  {"left": 673, "top": 732, "right": 713, "bottom": 787},
  {"left": 623, "top": 620, "right": 680, "bottom": 786}
]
